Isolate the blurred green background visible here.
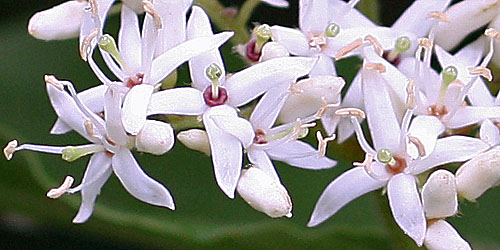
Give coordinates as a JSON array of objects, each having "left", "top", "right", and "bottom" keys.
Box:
[{"left": 1, "top": 0, "right": 499, "bottom": 249}]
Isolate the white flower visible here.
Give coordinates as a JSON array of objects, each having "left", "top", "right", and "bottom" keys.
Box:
[
  {"left": 307, "top": 68, "right": 489, "bottom": 245},
  {"left": 144, "top": 6, "right": 317, "bottom": 198},
  {"left": 4, "top": 77, "right": 175, "bottom": 223}
]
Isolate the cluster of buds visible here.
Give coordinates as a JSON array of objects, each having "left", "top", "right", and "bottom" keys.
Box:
[{"left": 4, "top": 0, "right": 500, "bottom": 249}]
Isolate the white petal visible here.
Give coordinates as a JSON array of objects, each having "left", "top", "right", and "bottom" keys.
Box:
[
  {"left": 261, "top": 0, "right": 289, "bottom": 8},
  {"left": 467, "top": 78, "right": 495, "bottom": 107},
  {"left": 407, "top": 115, "right": 445, "bottom": 158},
  {"left": 203, "top": 107, "right": 243, "bottom": 198},
  {"left": 28, "top": 0, "right": 86, "bottom": 41},
  {"left": 73, "top": 152, "right": 112, "bottom": 223},
  {"left": 187, "top": 7, "right": 226, "bottom": 91},
  {"left": 209, "top": 106, "right": 255, "bottom": 148},
  {"left": 435, "top": 45, "right": 480, "bottom": 85},
  {"left": 266, "top": 140, "right": 337, "bottom": 170},
  {"left": 104, "top": 86, "right": 128, "bottom": 145},
  {"left": 307, "top": 166, "right": 386, "bottom": 227},
  {"left": 250, "top": 83, "right": 290, "bottom": 130},
  {"left": 387, "top": 173, "right": 426, "bottom": 246},
  {"left": 155, "top": 0, "right": 187, "bottom": 55},
  {"left": 135, "top": 120, "right": 174, "bottom": 155},
  {"left": 335, "top": 74, "right": 363, "bottom": 142},
  {"left": 446, "top": 106, "right": 500, "bottom": 129},
  {"left": 308, "top": 54, "right": 336, "bottom": 77},
  {"left": 299, "top": 0, "right": 328, "bottom": 34},
  {"left": 150, "top": 32, "right": 233, "bottom": 84},
  {"left": 112, "top": 148, "right": 175, "bottom": 209},
  {"left": 247, "top": 149, "right": 280, "bottom": 183},
  {"left": 391, "top": 0, "right": 451, "bottom": 38},
  {"left": 259, "top": 42, "right": 290, "bottom": 62},
  {"left": 455, "top": 146, "right": 500, "bottom": 201},
  {"left": 270, "top": 26, "right": 311, "bottom": 56},
  {"left": 424, "top": 220, "right": 471, "bottom": 250},
  {"left": 409, "top": 136, "right": 490, "bottom": 175},
  {"left": 480, "top": 119, "right": 500, "bottom": 146},
  {"left": 147, "top": 87, "right": 206, "bottom": 116},
  {"left": 140, "top": 13, "right": 159, "bottom": 79},
  {"left": 226, "top": 57, "right": 317, "bottom": 107},
  {"left": 122, "top": 84, "right": 154, "bottom": 135},
  {"left": 422, "top": 169, "right": 458, "bottom": 219},
  {"left": 327, "top": 0, "right": 376, "bottom": 29},
  {"left": 119, "top": 5, "right": 142, "bottom": 73}
]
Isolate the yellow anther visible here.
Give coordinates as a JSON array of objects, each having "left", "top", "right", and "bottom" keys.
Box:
[
  {"left": 334, "top": 108, "right": 366, "bottom": 119},
  {"left": 469, "top": 66, "right": 493, "bottom": 81},
  {"left": 80, "top": 28, "right": 99, "bottom": 61},
  {"left": 316, "top": 131, "right": 336, "bottom": 158},
  {"left": 408, "top": 135, "right": 426, "bottom": 157},
  {"left": 143, "top": 0, "right": 162, "bottom": 29},
  {"left": 426, "top": 11, "right": 449, "bottom": 23},
  {"left": 335, "top": 38, "right": 363, "bottom": 60},
  {"left": 364, "top": 62, "right": 386, "bottom": 73},
  {"left": 46, "top": 176, "right": 74, "bottom": 199},
  {"left": 364, "top": 35, "right": 383, "bottom": 56},
  {"left": 3, "top": 140, "right": 18, "bottom": 160}
]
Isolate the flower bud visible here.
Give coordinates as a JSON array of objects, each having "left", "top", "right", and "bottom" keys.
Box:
[
  {"left": 236, "top": 167, "right": 292, "bottom": 218},
  {"left": 455, "top": 146, "right": 500, "bottom": 201},
  {"left": 422, "top": 170, "right": 458, "bottom": 219},
  {"left": 259, "top": 42, "right": 290, "bottom": 62},
  {"left": 176, "top": 129, "right": 211, "bottom": 156},
  {"left": 28, "top": 1, "right": 86, "bottom": 41},
  {"left": 279, "top": 76, "right": 345, "bottom": 123},
  {"left": 424, "top": 220, "right": 471, "bottom": 250},
  {"left": 135, "top": 120, "right": 175, "bottom": 155}
]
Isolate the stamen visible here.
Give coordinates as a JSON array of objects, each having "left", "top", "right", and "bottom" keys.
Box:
[
  {"left": 364, "top": 35, "right": 383, "bottom": 56},
  {"left": 46, "top": 176, "right": 74, "bottom": 199},
  {"left": 98, "top": 34, "right": 128, "bottom": 71},
  {"left": 289, "top": 83, "right": 303, "bottom": 94},
  {"left": 408, "top": 136, "right": 426, "bottom": 157},
  {"left": 316, "top": 131, "right": 335, "bottom": 158},
  {"left": 44, "top": 75, "right": 64, "bottom": 90},
  {"left": 324, "top": 23, "right": 340, "bottom": 38},
  {"left": 3, "top": 140, "right": 18, "bottom": 160},
  {"left": 291, "top": 119, "right": 316, "bottom": 141},
  {"left": 255, "top": 24, "right": 272, "bottom": 54},
  {"left": 469, "top": 66, "right": 493, "bottom": 81},
  {"left": 485, "top": 28, "right": 500, "bottom": 40},
  {"left": 426, "top": 11, "right": 449, "bottom": 23},
  {"left": 206, "top": 63, "right": 223, "bottom": 99},
  {"left": 314, "top": 97, "right": 340, "bottom": 118},
  {"left": 80, "top": 28, "right": 99, "bottom": 61},
  {"left": 143, "top": 0, "right": 162, "bottom": 29},
  {"left": 353, "top": 153, "right": 374, "bottom": 168},
  {"left": 308, "top": 35, "right": 327, "bottom": 52},
  {"left": 417, "top": 38, "right": 433, "bottom": 50},
  {"left": 334, "top": 108, "right": 366, "bottom": 119},
  {"left": 406, "top": 79, "right": 416, "bottom": 109},
  {"left": 364, "top": 62, "right": 386, "bottom": 73},
  {"left": 61, "top": 144, "right": 104, "bottom": 162},
  {"left": 88, "top": 0, "right": 98, "bottom": 18},
  {"left": 84, "top": 120, "right": 98, "bottom": 138},
  {"left": 350, "top": 117, "right": 376, "bottom": 155},
  {"left": 335, "top": 38, "right": 363, "bottom": 60}
]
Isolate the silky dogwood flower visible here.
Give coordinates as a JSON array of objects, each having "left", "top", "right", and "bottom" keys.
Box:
[
  {"left": 422, "top": 170, "right": 471, "bottom": 250},
  {"left": 308, "top": 66, "right": 489, "bottom": 246},
  {"left": 3, "top": 77, "right": 175, "bottom": 223},
  {"left": 142, "top": 6, "right": 317, "bottom": 198}
]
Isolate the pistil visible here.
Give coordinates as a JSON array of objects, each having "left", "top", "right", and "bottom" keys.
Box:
[
  {"left": 385, "top": 36, "right": 411, "bottom": 65},
  {"left": 62, "top": 144, "right": 105, "bottom": 162}
]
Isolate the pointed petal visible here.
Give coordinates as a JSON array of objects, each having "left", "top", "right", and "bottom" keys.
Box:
[
  {"left": 391, "top": 0, "right": 451, "bottom": 38},
  {"left": 247, "top": 149, "right": 280, "bottom": 183},
  {"left": 387, "top": 174, "right": 426, "bottom": 246},
  {"left": 203, "top": 107, "right": 243, "bottom": 198},
  {"left": 446, "top": 106, "right": 500, "bottom": 129},
  {"left": 435, "top": 44, "right": 481, "bottom": 84},
  {"left": 299, "top": 0, "right": 328, "bottom": 34},
  {"left": 327, "top": 0, "right": 376, "bottom": 29},
  {"left": 422, "top": 170, "right": 458, "bottom": 219},
  {"left": 112, "top": 148, "right": 175, "bottom": 209},
  {"left": 467, "top": 78, "right": 495, "bottom": 107},
  {"left": 250, "top": 83, "right": 290, "bottom": 129},
  {"left": 119, "top": 5, "right": 142, "bottom": 73},
  {"left": 226, "top": 57, "right": 317, "bottom": 107},
  {"left": 424, "top": 220, "right": 471, "bottom": 250},
  {"left": 409, "top": 136, "right": 490, "bottom": 175},
  {"left": 266, "top": 140, "right": 336, "bottom": 169},
  {"left": 309, "top": 54, "right": 336, "bottom": 76},
  {"left": 336, "top": 74, "right": 363, "bottom": 142},
  {"left": 73, "top": 152, "right": 112, "bottom": 223},
  {"left": 147, "top": 87, "right": 206, "bottom": 116},
  {"left": 141, "top": 13, "right": 159, "bottom": 80},
  {"left": 122, "top": 84, "right": 154, "bottom": 135},
  {"left": 407, "top": 115, "right": 445, "bottom": 159},
  {"left": 150, "top": 32, "right": 233, "bottom": 84},
  {"left": 155, "top": 0, "right": 188, "bottom": 55},
  {"left": 104, "top": 86, "right": 128, "bottom": 145},
  {"left": 307, "top": 166, "right": 386, "bottom": 227},
  {"left": 209, "top": 106, "right": 255, "bottom": 148},
  {"left": 270, "top": 26, "right": 311, "bottom": 56},
  {"left": 480, "top": 119, "right": 500, "bottom": 146}
]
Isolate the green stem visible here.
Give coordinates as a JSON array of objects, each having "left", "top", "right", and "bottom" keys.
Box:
[
  {"left": 371, "top": 192, "right": 421, "bottom": 250},
  {"left": 235, "top": 0, "right": 261, "bottom": 28}
]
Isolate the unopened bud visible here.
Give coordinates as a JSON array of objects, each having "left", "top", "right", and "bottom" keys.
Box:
[
  {"left": 135, "top": 120, "right": 175, "bottom": 155},
  {"left": 424, "top": 220, "right": 471, "bottom": 250},
  {"left": 455, "top": 146, "right": 500, "bottom": 201},
  {"left": 422, "top": 170, "right": 458, "bottom": 219},
  {"left": 236, "top": 167, "right": 292, "bottom": 218},
  {"left": 177, "top": 129, "right": 210, "bottom": 156}
]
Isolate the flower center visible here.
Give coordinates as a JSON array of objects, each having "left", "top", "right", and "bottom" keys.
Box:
[
  {"left": 308, "top": 34, "right": 327, "bottom": 52},
  {"left": 377, "top": 148, "right": 407, "bottom": 174},
  {"left": 125, "top": 73, "right": 144, "bottom": 88},
  {"left": 203, "top": 86, "right": 228, "bottom": 107},
  {"left": 253, "top": 129, "right": 267, "bottom": 144},
  {"left": 427, "top": 104, "right": 449, "bottom": 119},
  {"left": 246, "top": 40, "right": 261, "bottom": 62}
]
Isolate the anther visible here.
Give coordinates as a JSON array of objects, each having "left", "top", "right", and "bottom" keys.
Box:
[
  {"left": 485, "top": 28, "right": 500, "bottom": 40},
  {"left": 408, "top": 135, "right": 426, "bottom": 157},
  {"left": 364, "top": 62, "right": 386, "bottom": 73},
  {"left": 353, "top": 153, "right": 374, "bottom": 169},
  {"left": 324, "top": 23, "right": 340, "bottom": 38},
  {"left": 417, "top": 38, "right": 433, "bottom": 50},
  {"left": 469, "top": 66, "right": 493, "bottom": 81},
  {"left": 80, "top": 28, "right": 99, "bottom": 61},
  {"left": 89, "top": 0, "right": 98, "bottom": 18},
  {"left": 3, "top": 140, "right": 18, "bottom": 160},
  {"left": 335, "top": 38, "right": 363, "bottom": 60},
  {"left": 316, "top": 131, "right": 335, "bottom": 158},
  {"left": 84, "top": 120, "right": 97, "bottom": 138},
  {"left": 314, "top": 97, "right": 340, "bottom": 118},
  {"left": 364, "top": 35, "right": 383, "bottom": 56},
  {"left": 44, "top": 75, "right": 64, "bottom": 90},
  {"left": 406, "top": 79, "right": 416, "bottom": 109},
  {"left": 143, "top": 0, "right": 162, "bottom": 29},
  {"left": 46, "top": 176, "right": 74, "bottom": 199},
  {"left": 426, "top": 11, "right": 449, "bottom": 23},
  {"left": 334, "top": 108, "right": 366, "bottom": 119}
]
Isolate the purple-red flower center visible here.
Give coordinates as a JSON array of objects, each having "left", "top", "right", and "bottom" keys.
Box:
[{"left": 203, "top": 86, "right": 228, "bottom": 107}]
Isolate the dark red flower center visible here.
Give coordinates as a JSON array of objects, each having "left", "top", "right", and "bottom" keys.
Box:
[
  {"left": 203, "top": 86, "right": 228, "bottom": 107},
  {"left": 126, "top": 73, "right": 145, "bottom": 88},
  {"left": 246, "top": 40, "right": 261, "bottom": 62},
  {"left": 253, "top": 129, "right": 267, "bottom": 144},
  {"left": 385, "top": 156, "right": 407, "bottom": 175}
]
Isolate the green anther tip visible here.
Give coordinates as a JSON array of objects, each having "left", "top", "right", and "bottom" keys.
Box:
[
  {"left": 377, "top": 148, "right": 393, "bottom": 164},
  {"left": 325, "top": 23, "right": 340, "bottom": 38},
  {"left": 98, "top": 34, "right": 118, "bottom": 52},
  {"left": 442, "top": 66, "right": 458, "bottom": 84},
  {"left": 395, "top": 36, "right": 411, "bottom": 53},
  {"left": 256, "top": 24, "right": 272, "bottom": 40},
  {"left": 62, "top": 147, "right": 79, "bottom": 162},
  {"left": 206, "top": 63, "right": 222, "bottom": 81}
]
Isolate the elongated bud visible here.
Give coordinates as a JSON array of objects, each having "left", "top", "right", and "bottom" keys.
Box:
[
  {"left": 135, "top": 120, "right": 175, "bottom": 155},
  {"left": 455, "top": 146, "right": 500, "bottom": 201},
  {"left": 28, "top": 1, "right": 86, "bottom": 41},
  {"left": 422, "top": 170, "right": 458, "bottom": 219},
  {"left": 424, "top": 220, "right": 471, "bottom": 250},
  {"left": 236, "top": 167, "right": 292, "bottom": 218},
  {"left": 176, "top": 129, "right": 210, "bottom": 156}
]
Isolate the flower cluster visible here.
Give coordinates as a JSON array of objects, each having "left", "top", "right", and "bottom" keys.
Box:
[{"left": 4, "top": 0, "right": 500, "bottom": 249}]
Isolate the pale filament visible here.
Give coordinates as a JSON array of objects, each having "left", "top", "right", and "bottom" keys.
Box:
[
  {"left": 316, "top": 131, "right": 336, "bottom": 158},
  {"left": 350, "top": 117, "right": 376, "bottom": 155},
  {"left": 426, "top": 11, "right": 449, "bottom": 23},
  {"left": 143, "top": 0, "right": 163, "bottom": 29},
  {"left": 406, "top": 79, "right": 416, "bottom": 109},
  {"left": 47, "top": 176, "right": 75, "bottom": 199},
  {"left": 364, "top": 35, "right": 383, "bottom": 56},
  {"left": 335, "top": 38, "right": 363, "bottom": 60},
  {"left": 80, "top": 28, "right": 99, "bottom": 61},
  {"left": 89, "top": 0, "right": 98, "bottom": 18}
]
